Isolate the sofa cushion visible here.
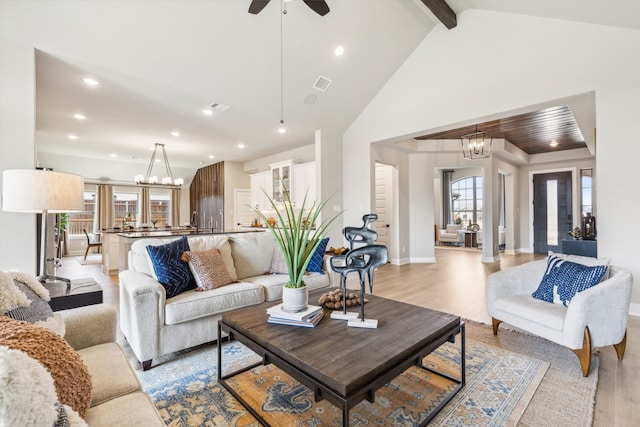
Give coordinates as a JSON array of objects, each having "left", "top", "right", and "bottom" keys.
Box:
[
  {"left": 164, "top": 281, "right": 265, "bottom": 325},
  {"left": 84, "top": 391, "right": 163, "bottom": 427},
  {"left": 77, "top": 342, "right": 141, "bottom": 407},
  {"left": 229, "top": 232, "right": 275, "bottom": 279},
  {"left": 182, "top": 248, "right": 235, "bottom": 290},
  {"left": 445, "top": 224, "right": 462, "bottom": 233},
  {"left": 0, "top": 316, "right": 92, "bottom": 419},
  {"left": 0, "top": 271, "right": 65, "bottom": 336},
  {"left": 492, "top": 294, "right": 566, "bottom": 332},
  {"left": 532, "top": 255, "right": 608, "bottom": 306},
  {"left": 244, "top": 272, "right": 329, "bottom": 302},
  {"left": 146, "top": 236, "right": 196, "bottom": 298},
  {"left": 307, "top": 237, "right": 329, "bottom": 273}
]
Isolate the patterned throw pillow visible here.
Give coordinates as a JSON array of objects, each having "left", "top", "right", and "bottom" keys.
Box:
[
  {"left": 269, "top": 243, "right": 288, "bottom": 274},
  {"left": 0, "top": 316, "right": 93, "bottom": 419},
  {"left": 0, "top": 271, "right": 65, "bottom": 336},
  {"left": 146, "top": 236, "right": 196, "bottom": 298},
  {"left": 532, "top": 255, "right": 608, "bottom": 306},
  {"left": 182, "top": 248, "right": 235, "bottom": 291},
  {"left": 306, "top": 237, "right": 329, "bottom": 274}
]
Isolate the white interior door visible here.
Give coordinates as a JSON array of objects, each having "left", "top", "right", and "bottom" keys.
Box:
[
  {"left": 234, "top": 189, "right": 253, "bottom": 230},
  {"left": 375, "top": 163, "right": 393, "bottom": 257}
]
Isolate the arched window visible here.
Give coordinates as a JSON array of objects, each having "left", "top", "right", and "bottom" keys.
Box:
[{"left": 451, "top": 176, "right": 483, "bottom": 229}]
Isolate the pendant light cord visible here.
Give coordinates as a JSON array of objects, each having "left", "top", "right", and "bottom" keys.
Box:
[{"left": 280, "top": 0, "right": 285, "bottom": 125}]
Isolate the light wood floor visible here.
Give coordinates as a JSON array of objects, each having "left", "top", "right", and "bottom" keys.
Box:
[{"left": 56, "top": 248, "right": 639, "bottom": 426}]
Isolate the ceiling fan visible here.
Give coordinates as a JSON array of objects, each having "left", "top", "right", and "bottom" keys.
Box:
[{"left": 248, "top": 0, "right": 330, "bottom": 16}]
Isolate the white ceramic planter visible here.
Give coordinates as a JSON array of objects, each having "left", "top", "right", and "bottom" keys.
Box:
[{"left": 282, "top": 285, "right": 309, "bottom": 312}]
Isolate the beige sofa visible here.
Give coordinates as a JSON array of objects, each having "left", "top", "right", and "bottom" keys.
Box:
[
  {"left": 62, "top": 304, "right": 165, "bottom": 426},
  {"left": 119, "top": 231, "right": 331, "bottom": 370}
]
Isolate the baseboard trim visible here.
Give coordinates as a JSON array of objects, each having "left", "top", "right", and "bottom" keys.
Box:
[
  {"left": 409, "top": 257, "right": 436, "bottom": 263},
  {"left": 629, "top": 303, "right": 640, "bottom": 317},
  {"left": 481, "top": 255, "right": 501, "bottom": 263}
]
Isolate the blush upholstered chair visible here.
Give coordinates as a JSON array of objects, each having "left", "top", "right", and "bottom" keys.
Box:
[{"left": 486, "top": 256, "right": 633, "bottom": 376}]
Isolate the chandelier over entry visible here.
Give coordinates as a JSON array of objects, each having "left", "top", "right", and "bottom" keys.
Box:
[{"left": 460, "top": 125, "right": 492, "bottom": 160}]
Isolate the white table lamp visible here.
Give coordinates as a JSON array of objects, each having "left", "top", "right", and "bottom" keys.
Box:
[{"left": 2, "top": 169, "right": 84, "bottom": 284}]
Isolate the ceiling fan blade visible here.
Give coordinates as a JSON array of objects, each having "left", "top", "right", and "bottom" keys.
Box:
[
  {"left": 248, "top": 0, "right": 271, "bottom": 14},
  {"left": 302, "top": 0, "right": 330, "bottom": 16}
]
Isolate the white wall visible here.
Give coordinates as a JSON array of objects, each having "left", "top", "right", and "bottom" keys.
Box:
[
  {"left": 0, "top": 38, "right": 38, "bottom": 274},
  {"left": 343, "top": 10, "right": 640, "bottom": 303},
  {"left": 223, "top": 161, "right": 250, "bottom": 232}
]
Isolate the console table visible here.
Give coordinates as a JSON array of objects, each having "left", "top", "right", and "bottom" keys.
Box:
[{"left": 561, "top": 239, "right": 597, "bottom": 257}]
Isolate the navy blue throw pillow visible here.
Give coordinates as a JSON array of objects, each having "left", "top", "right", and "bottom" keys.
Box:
[
  {"left": 532, "top": 255, "right": 607, "bottom": 306},
  {"left": 146, "top": 236, "right": 196, "bottom": 298},
  {"left": 306, "top": 238, "right": 329, "bottom": 274}
]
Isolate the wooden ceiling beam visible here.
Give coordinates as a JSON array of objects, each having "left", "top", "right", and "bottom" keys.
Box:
[{"left": 420, "top": 0, "right": 457, "bottom": 29}]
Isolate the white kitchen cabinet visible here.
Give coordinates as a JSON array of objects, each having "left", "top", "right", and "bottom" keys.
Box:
[
  {"left": 269, "top": 160, "right": 299, "bottom": 203},
  {"left": 293, "top": 162, "right": 316, "bottom": 208},
  {"left": 250, "top": 171, "right": 271, "bottom": 211}
]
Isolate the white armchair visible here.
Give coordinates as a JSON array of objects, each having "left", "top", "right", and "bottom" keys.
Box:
[
  {"left": 486, "top": 257, "right": 633, "bottom": 376},
  {"left": 438, "top": 224, "right": 464, "bottom": 245},
  {"left": 477, "top": 226, "right": 505, "bottom": 248}
]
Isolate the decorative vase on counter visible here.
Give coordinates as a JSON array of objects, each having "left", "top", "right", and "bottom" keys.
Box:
[{"left": 582, "top": 213, "right": 597, "bottom": 240}]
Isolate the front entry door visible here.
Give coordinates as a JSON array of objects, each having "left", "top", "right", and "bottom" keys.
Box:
[{"left": 533, "top": 172, "right": 572, "bottom": 253}]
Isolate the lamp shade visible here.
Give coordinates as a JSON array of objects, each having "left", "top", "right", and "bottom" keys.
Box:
[{"left": 2, "top": 169, "right": 85, "bottom": 213}]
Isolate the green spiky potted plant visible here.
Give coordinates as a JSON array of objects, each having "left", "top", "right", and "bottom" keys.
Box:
[{"left": 253, "top": 184, "right": 342, "bottom": 312}]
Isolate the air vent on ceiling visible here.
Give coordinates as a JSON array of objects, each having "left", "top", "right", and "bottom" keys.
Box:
[
  {"left": 313, "top": 76, "right": 332, "bottom": 92},
  {"left": 209, "top": 102, "right": 231, "bottom": 112}
]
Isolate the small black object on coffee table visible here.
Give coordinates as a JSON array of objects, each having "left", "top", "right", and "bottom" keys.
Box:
[{"left": 218, "top": 289, "right": 465, "bottom": 426}]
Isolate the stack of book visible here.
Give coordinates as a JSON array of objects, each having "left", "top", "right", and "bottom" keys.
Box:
[{"left": 267, "top": 303, "right": 324, "bottom": 328}]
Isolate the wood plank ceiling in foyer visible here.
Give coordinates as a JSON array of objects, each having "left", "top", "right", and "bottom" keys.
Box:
[{"left": 414, "top": 106, "right": 587, "bottom": 155}]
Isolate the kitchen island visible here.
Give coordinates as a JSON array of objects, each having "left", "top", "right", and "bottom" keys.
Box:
[{"left": 100, "top": 227, "right": 263, "bottom": 275}]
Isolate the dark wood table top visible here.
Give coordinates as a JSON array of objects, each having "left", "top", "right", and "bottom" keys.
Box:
[{"left": 221, "top": 288, "right": 460, "bottom": 396}]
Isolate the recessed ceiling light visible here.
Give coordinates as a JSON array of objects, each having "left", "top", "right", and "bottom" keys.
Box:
[
  {"left": 237, "top": 143, "right": 245, "bottom": 149},
  {"left": 110, "top": 153, "right": 117, "bottom": 158},
  {"left": 68, "top": 134, "right": 78, "bottom": 140},
  {"left": 155, "top": 159, "right": 161, "bottom": 163},
  {"left": 202, "top": 109, "right": 213, "bottom": 116},
  {"left": 208, "top": 155, "right": 215, "bottom": 159},
  {"left": 334, "top": 45, "right": 344, "bottom": 56},
  {"left": 550, "top": 140, "right": 559, "bottom": 147},
  {"left": 149, "top": 146, "right": 155, "bottom": 151},
  {"left": 83, "top": 77, "right": 99, "bottom": 86},
  {"left": 73, "top": 113, "right": 86, "bottom": 120},
  {"left": 171, "top": 131, "right": 180, "bottom": 137},
  {"left": 278, "top": 126, "right": 286, "bottom": 134}
]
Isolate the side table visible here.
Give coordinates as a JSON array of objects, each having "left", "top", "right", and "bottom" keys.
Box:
[
  {"left": 464, "top": 231, "right": 477, "bottom": 248},
  {"left": 44, "top": 278, "right": 103, "bottom": 312}
]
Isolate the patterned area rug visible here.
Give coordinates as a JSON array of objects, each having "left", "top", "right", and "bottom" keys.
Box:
[{"left": 136, "top": 336, "right": 548, "bottom": 426}]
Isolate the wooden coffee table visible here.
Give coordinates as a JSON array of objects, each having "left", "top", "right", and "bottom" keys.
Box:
[{"left": 218, "top": 289, "right": 464, "bottom": 426}]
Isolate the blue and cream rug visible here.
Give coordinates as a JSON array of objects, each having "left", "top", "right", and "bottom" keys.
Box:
[{"left": 135, "top": 339, "right": 546, "bottom": 426}]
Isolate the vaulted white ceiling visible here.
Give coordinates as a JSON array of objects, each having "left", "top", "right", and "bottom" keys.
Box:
[{"left": 1, "top": 0, "right": 638, "bottom": 179}]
